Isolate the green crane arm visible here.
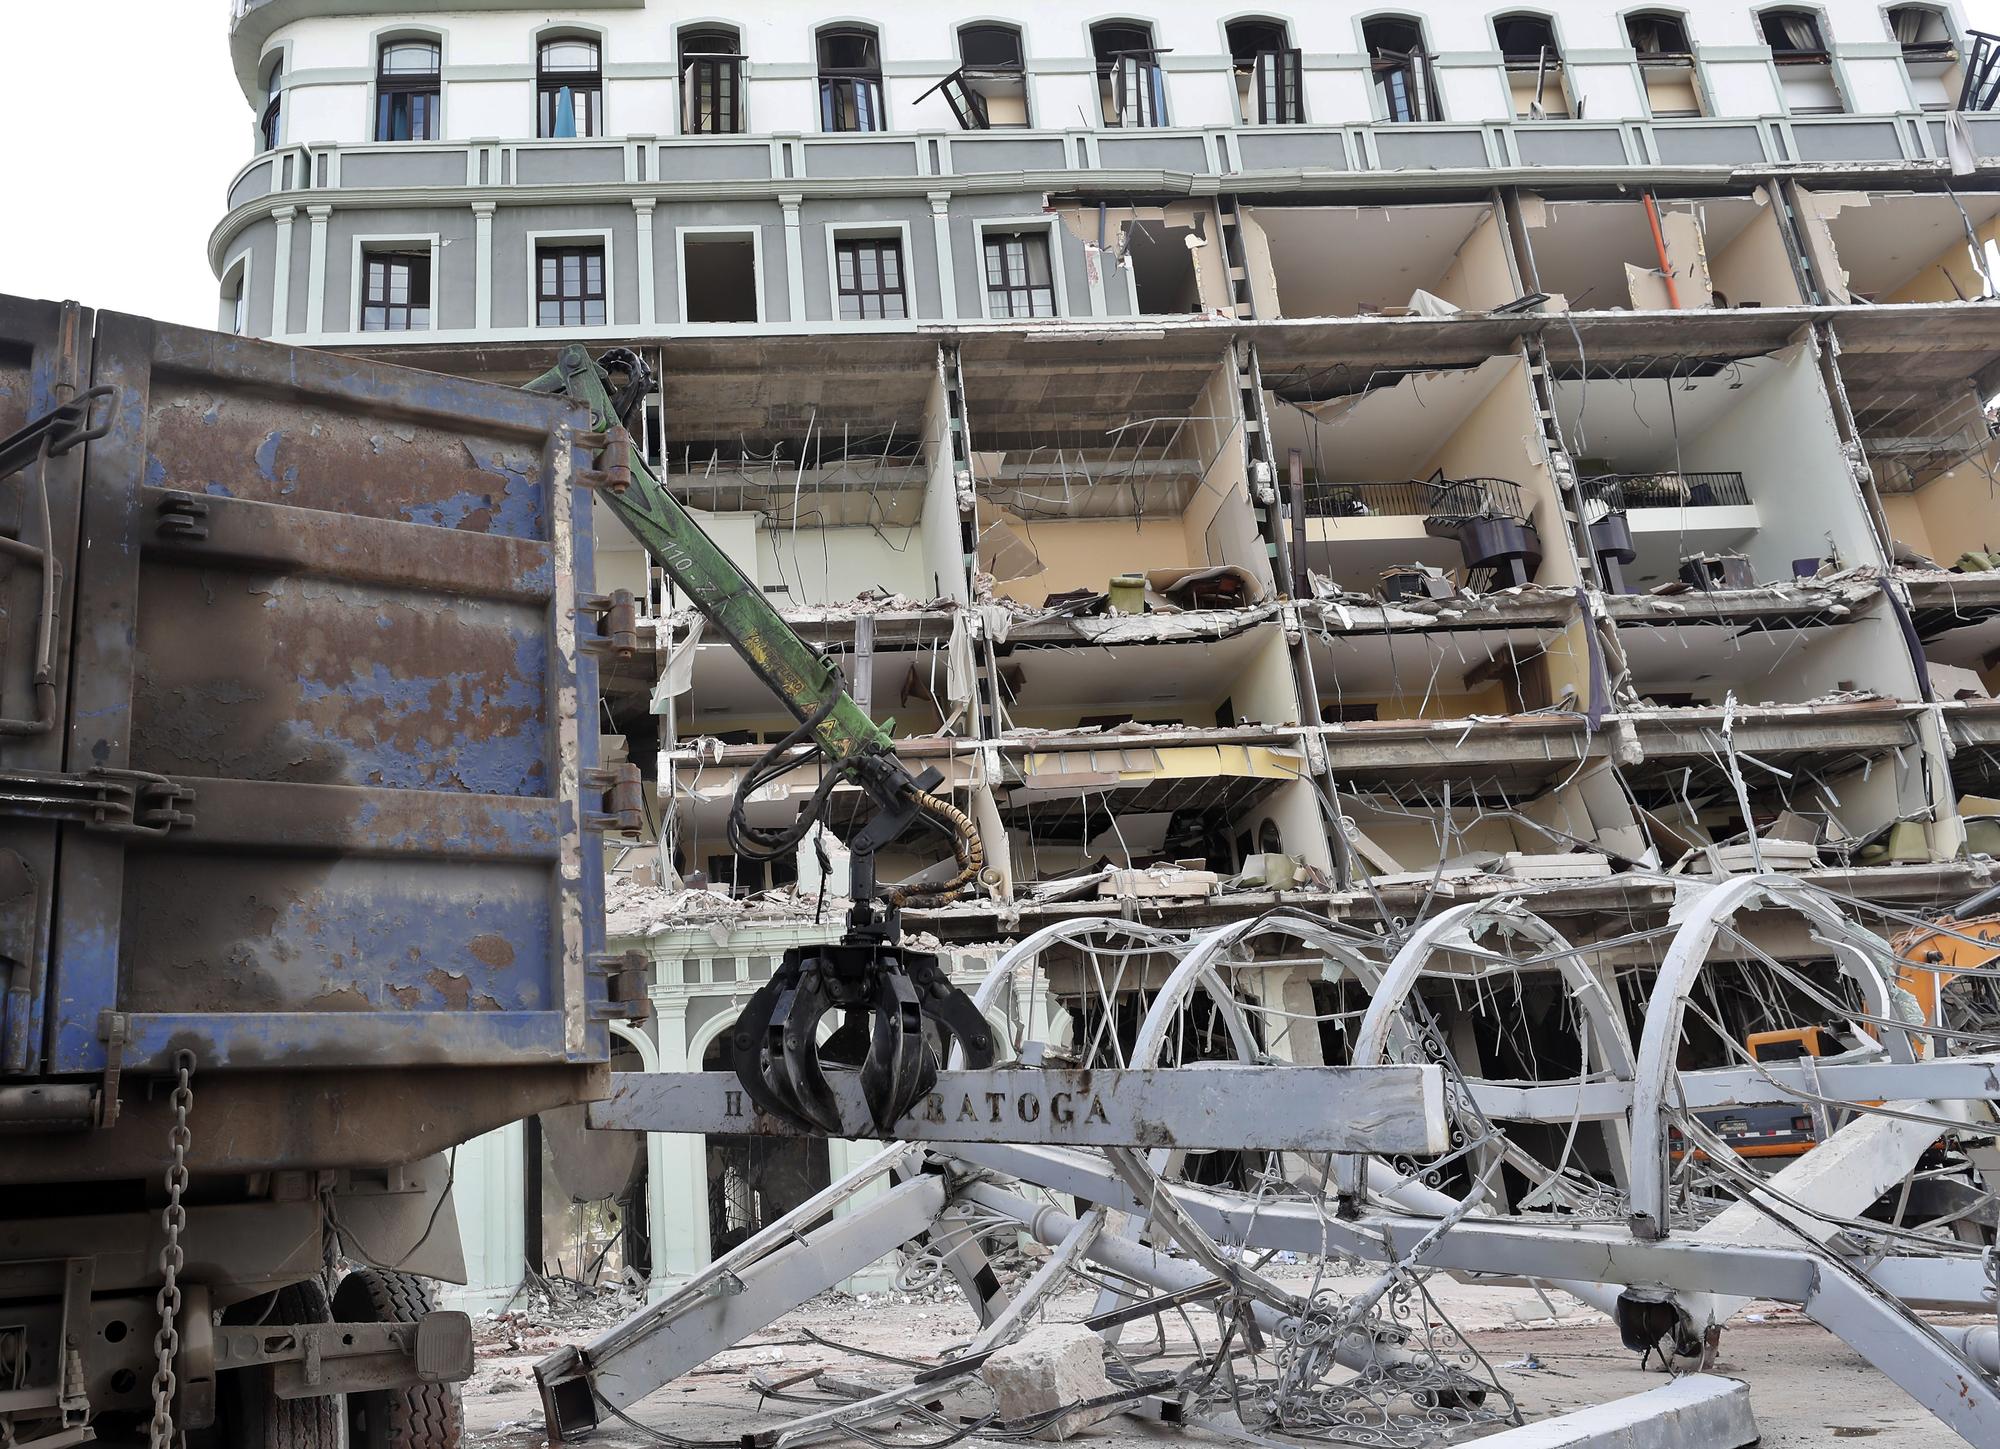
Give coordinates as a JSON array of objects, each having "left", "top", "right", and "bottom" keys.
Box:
[
  {"left": 528, "top": 345, "right": 892, "bottom": 765},
  {"left": 526, "top": 346, "right": 993, "bottom": 1137}
]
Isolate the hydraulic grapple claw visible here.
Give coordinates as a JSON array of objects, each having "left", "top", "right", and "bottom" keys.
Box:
[{"left": 730, "top": 936, "right": 995, "bottom": 1136}]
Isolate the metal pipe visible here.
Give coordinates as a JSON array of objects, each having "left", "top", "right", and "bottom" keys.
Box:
[
  {"left": 1643, "top": 194, "right": 1683, "bottom": 309},
  {"left": 0, "top": 1084, "right": 97, "bottom": 1132}
]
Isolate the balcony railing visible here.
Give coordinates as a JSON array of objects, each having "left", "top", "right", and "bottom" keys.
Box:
[
  {"left": 1581, "top": 471, "right": 1750, "bottom": 510},
  {"left": 1301, "top": 477, "right": 1531, "bottom": 523}
]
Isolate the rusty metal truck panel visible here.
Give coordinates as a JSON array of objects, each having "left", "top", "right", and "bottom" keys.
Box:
[{"left": 0, "top": 300, "right": 609, "bottom": 1084}]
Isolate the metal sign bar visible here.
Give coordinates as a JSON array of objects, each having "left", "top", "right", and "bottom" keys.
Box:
[{"left": 589, "top": 1064, "right": 1448, "bottom": 1153}]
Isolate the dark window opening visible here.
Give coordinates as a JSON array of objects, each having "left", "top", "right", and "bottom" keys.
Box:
[
  {"left": 1627, "top": 12, "right": 1694, "bottom": 56},
  {"left": 375, "top": 37, "right": 440, "bottom": 141},
  {"left": 835, "top": 238, "right": 907, "bottom": 320},
  {"left": 1092, "top": 21, "right": 1167, "bottom": 126},
  {"left": 983, "top": 232, "right": 1055, "bottom": 318},
  {"left": 537, "top": 245, "right": 606, "bottom": 327},
  {"left": 1227, "top": 19, "right": 1303, "bottom": 123},
  {"left": 681, "top": 28, "right": 744, "bottom": 134},
  {"left": 226, "top": 274, "right": 249, "bottom": 336},
  {"left": 819, "top": 27, "right": 885, "bottom": 132},
  {"left": 1760, "top": 9, "right": 1828, "bottom": 58},
  {"left": 361, "top": 251, "right": 431, "bottom": 332},
  {"left": 537, "top": 35, "right": 602, "bottom": 138},
  {"left": 1889, "top": 5, "right": 1956, "bottom": 55},
  {"left": 927, "top": 23, "right": 1028, "bottom": 129},
  {"left": 684, "top": 235, "right": 759, "bottom": 323},
  {"left": 1495, "top": 13, "right": 1561, "bottom": 62},
  {"left": 260, "top": 60, "right": 283, "bottom": 150},
  {"left": 1363, "top": 18, "right": 1440, "bottom": 122},
  {"left": 1128, "top": 224, "right": 1203, "bottom": 314}
]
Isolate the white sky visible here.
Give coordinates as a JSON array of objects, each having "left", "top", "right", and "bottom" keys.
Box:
[{"left": 0, "top": 0, "right": 1997, "bottom": 330}]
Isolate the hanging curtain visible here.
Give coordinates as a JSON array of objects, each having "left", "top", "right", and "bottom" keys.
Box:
[
  {"left": 1778, "top": 14, "right": 1820, "bottom": 51},
  {"left": 554, "top": 86, "right": 577, "bottom": 138},
  {"left": 1891, "top": 8, "right": 1924, "bottom": 43}
]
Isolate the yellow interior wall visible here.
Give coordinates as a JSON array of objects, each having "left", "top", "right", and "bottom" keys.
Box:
[
  {"left": 1706, "top": 200, "right": 1803, "bottom": 308},
  {"left": 1880, "top": 493, "right": 1938, "bottom": 560},
  {"left": 1908, "top": 456, "right": 2000, "bottom": 560},
  {"left": 1415, "top": 357, "right": 1578, "bottom": 587},
  {"left": 1432, "top": 210, "right": 1517, "bottom": 311},
  {"left": 987, "top": 510, "right": 1194, "bottom": 604},
  {"left": 1541, "top": 618, "right": 1595, "bottom": 711},
  {"left": 1882, "top": 215, "right": 2000, "bottom": 304},
  {"left": 1318, "top": 686, "right": 1510, "bottom": 721}
]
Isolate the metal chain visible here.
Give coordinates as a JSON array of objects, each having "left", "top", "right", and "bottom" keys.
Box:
[{"left": 148, "top": 1050, "right": 196, "bottom": 1449}]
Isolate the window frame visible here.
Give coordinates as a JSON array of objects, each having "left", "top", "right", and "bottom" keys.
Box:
[
  {"left": 349, "top": 233, "right": 441, "bottom": 335},
  {"left": 219, "top": 252, "right": 253, "bottom": 336},
  {"left": 1758, "top": 6, "right": 1832, "bottom": 61},
  {"left": 1225, "top": 18, "right": 1304, "bottom": 124},
  {"left": 926, "top": 22, "right": 1030, "bottom": 130},
  {"left": 528, "top": 229, "right": 615, "bottom": 329},
  {"left": 974, "top": 220, "right": 1065, "bottom": 321},
  {"left": 536, "top": 30, "right": 604, "bottom": 139},
  {"left": 1091, "top": 19, "right": 1169, "bottom": 128},
  {"left": 675, "top": 225, "right": 765, "bottom": 325},
  {"left": 1359, "top": 15, "right": 1444, "bottom": 123},
  {"left": 373, "top": 32, "right": 443, "bottom": 142},
  {"left": 1493, "top": 12, "right": 1572, "bottom": 118},
  {"left": 825, "top": 224, "right": 916, "bottom": 323},
  {"left": 1625, "top": 9, "right": 1697, "bottom": 59},
  {"left": 259, "top": 53, "right": 284, "bottom": 151},
  {"left": 679, "top": 25, "right": 746, "bottom": 135},
  {"left": 817, "top": 25, "right": 887, "bottom": 133}
]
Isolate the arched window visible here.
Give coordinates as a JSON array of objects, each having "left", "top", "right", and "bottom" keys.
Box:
[
  {"left": 1626, "top": 11, "right": 1693, "bottom": 55},
  {"left": 537, "top": 34, "right": 602, "bottom": 138},
  {"left": 818, "top": 26, "right": 885, "bottom": 132},
  {"left": 1227, "top": 18, "right": 1303, "bottom": 124},
  {"left": 927, "top": 23, "right": 1029, "bottom": 129},
  {"left": 375, "top": 36, "right": 441, "bottom": 141},
  {"left": 259, "top": 57, "right": 283, "bottom": 150},
  {"left": 1888, "top": 6, "right": 1969, "bottom": 111},
  {"left": 1626, "top": 12, "right": 1703, "bottom": 117},
  {"left": 1494, "top": 13, "right": 1569, "bottom": 117},
  {"left": 680, "top": 26, "right": 743, "bottom": 134},
  {"left": 1362, "top": 17, "right": 1440, "bottom": 122},
  {"left": 1759, "top": 7, "right": 1843, "bottom": 113},
  {"left": 1092, "top": 20, "right": 1167, "bottom": 127}
]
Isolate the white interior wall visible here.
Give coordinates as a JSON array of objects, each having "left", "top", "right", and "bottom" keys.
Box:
[
  {"left": 1679, "top": 342, "right": 1879, "bottom": 584},
  {"left": 758, "top": 523, "right": 929, "bottom": 606}
]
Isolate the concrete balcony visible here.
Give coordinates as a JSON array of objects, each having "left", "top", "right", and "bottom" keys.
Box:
[{"left": 219, "top": 108, "right": 1998, "bottom": 219}]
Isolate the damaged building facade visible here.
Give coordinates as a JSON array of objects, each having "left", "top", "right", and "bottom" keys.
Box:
[{"left": 216, "top": 0, "right": 2000, "bottom": 1302}]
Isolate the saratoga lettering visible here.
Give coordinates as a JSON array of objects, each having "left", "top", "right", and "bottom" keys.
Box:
[{"left": 912, "top": 1089, "right": 1109, "bottom": 1131}]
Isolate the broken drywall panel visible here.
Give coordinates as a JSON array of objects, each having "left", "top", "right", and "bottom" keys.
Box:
[
  {"left": 1794, "top": 188, "right": 1868, "bottom": 304},
  {"left": 1660, "top": 210, "right": 1716, "bottom": 308}
]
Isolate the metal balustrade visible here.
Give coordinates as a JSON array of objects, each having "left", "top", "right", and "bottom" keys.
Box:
[
  {"left": 1302, "top": 476, "right": 1531, "bottom": 524},
  {"left": 1581, "top": 471, "right": 1751, "bottom": 510}
]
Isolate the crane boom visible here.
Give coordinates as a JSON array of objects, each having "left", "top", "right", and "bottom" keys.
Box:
[{"left": 524, "top": 347, "right": 992, "bottom": 1136}]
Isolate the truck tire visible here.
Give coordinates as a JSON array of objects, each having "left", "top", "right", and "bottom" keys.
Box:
[
  {"left": 332, "top": 1269, "right": 463, "bottom": 1449},
  {"left": 222, "top": 1280, "right": 343, "bottom": 1449}
]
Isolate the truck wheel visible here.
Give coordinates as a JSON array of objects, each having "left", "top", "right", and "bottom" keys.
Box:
[
  {"left": 332, "top": 1269, "right": 463, "bottom": 1449},
  {"left": 222, "top": 1279, "right": 343, "bottom": 1449}
]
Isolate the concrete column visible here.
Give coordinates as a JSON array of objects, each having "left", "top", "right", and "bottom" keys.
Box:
[
  {"left": 609, "top": 1020, "right": 675, "bottom": 1302},
  {"left": 443, "top": 1121, "right": 525, "bottom": 1311},
  {"left": 928, "top": 192, "right": 957, "bottom": 321},
  {"left": 650, "top": 994, "right": 710, "bottom": 1281},
  {"left": 269, "top": 205, "right": 296, "bottom": 337},
  {"left": 303, "top": 205, "right": 331, "bottom": 338},
  {"left": 780, "top": 193, "right": 806, "bottom": 323},
  {"left": 633, "top": 197, "right": 658, "bottom": 326},
  {"left": 471, "top": 202, "right": 496, "bottom": 331}
]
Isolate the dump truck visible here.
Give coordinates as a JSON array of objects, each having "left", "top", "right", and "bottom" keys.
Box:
[
  {"left": 0, "top": 300, "right": 991, "bottom": 1449},
  {"left": 0, "top": 296, "right": 648, "bottom": 1449}
]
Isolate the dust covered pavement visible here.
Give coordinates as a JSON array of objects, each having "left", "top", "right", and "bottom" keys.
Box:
[{"left": 458, "top": 1270, "right": 1965, "bottom": 1447}]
